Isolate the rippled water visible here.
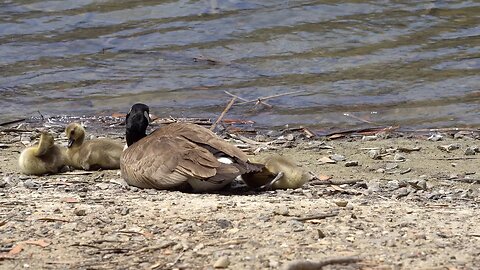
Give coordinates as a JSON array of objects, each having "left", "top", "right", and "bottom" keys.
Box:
[{"left": 1, "top": 0, "right": 479, "bottom": 130}]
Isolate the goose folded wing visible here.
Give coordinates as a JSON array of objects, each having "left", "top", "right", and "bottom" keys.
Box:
[
  {"left": 122, "top": 135, "right": 221, "bottom": 189},
  {"left": 152, "top": 123, "right": 248, "bottom": 161}
]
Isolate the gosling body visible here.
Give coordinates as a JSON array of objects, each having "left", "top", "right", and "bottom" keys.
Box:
[
  {"left": 242, "top": 154, "right": 313, "bottom": 190},
  {"left": 65, "top": 123, "right": 123, "bottom": 170},
  {"left": 18, "top": 132, "right": 66, "bottom": 175}
]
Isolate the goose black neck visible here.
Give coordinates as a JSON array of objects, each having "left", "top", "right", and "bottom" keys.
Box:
[{"left": 125, "top": 113, "right": 148, "bottom": 146}]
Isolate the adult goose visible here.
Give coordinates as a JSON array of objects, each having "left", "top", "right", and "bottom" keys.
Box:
[
  {"left": 121, "top": 103, "right": 262, "bottom": 191},
  {"left": 18, "top": 131, "right": 66, "bottom": 175}
]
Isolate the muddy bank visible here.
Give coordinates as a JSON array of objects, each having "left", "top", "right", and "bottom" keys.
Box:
[{"left": 1, "top": 119, "right": 479, "bottom": 269}]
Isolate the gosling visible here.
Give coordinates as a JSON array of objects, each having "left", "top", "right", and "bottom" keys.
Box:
[
  {"left": 65, "top": 123, "right": 123, "bottom": 170},
  {"left": 18, "top": 131, "right": 66, "bottom": 175},
  {"left": 241, "top": 154, "right": 314, "bottom": 190}
]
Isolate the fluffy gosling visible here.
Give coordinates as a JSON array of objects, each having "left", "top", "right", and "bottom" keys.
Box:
[
  {"left": 65, "top": 122, "right": 123, "bottom": 170},
  {"left": 241, "top": 154, "right": 313, "bottom": 190},
  {"left": 18, "top": 131, "right": 66, "bottom": 175}
]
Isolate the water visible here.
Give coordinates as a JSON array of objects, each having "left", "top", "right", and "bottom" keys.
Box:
[{"left": 1, "top": 0, "right": 479, "bottom": 130}]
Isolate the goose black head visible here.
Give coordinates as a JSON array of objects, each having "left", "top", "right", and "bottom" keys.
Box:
[{"left": 125, "top": 103, "right": 151, "bottom": 146}]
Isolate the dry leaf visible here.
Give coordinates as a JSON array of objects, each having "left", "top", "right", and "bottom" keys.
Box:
[
  {"left": 24, "top": 239, "right": 50, "bottom": 248},
  {"left": 317, "top": 175, "right": 332, "bottom": 181},
  {"left": 141, "top": 231, "right": 154, "bottom": 238},
  {"left": 8, "top": 244, "right": 23, "bottom": 255}
]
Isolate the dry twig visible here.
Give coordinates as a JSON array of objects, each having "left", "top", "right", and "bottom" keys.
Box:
[
  {"left": 210, "top": 97, "right": 237, "bottom": 131},
  {"left": 295, "top": 211, "right": 339, "bottom": 221}
]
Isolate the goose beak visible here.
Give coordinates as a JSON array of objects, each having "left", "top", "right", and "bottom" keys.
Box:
[{"left": 67, "top": 138, "right": 75, "bottom": 148}]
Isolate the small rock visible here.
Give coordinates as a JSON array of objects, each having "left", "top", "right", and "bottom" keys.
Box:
[
  {"left": 74, "top": 208, "right": 87, "bottom": 216},
  {"left": 334, "top": 201, "right": 348, "bottom": 207},
  {"left": 120, "top": 208, "right": 130, "bottom": 216},
  {"left": 214, "top": 257, "right": 230, "bottom": 268},
  {"left": 393, "top": 187, "right": 410, "bottom": 199},
  {"left": 285, "top": 134, "right": 295, "bottom": 141},
  {"left": 464, "top": 146, "right": 478, "bottom": 155},
  {"left": 330, "top": 154, "right": 346, "bottom": 162},
  {"left": 345, "top": 160, "right": 358, "bottom": 167},
  {"left": 95, "top": 183, "right": 110, "bottom": 190},
  {"left": 437, "top": 143, "right": 460, "bottom": 152},
  {"left": 317, "top": 229, "right": 326, "bottom": 239},
  {"left": 367, "top": 180, "right": 381, "bottom": 192},
  {"left": 216, "top": 219, "right": 233, "bottom": 229},
  {"left": 0, "top": 180, "right": 6, "bottom": 188},
  {"left": 368, "top": 149, "right": 382, "bottom": 160},
  {"left": 273, "top": 206, "right": 289, "bottom": 216},
  {"left": 385, "top": 163, "right": 398, "bottom": 170},
  {"left": 427, "top": 134, "right": 443, "bottom": 141},
  {"left": 24, "top": 179, "right": 40, "bottom": 189},
  {"left": 393, "top": 153, "right": 406, "bottom": 162},
  {"left": 417, "top": 179, "right": 427, "bottom": 190}
]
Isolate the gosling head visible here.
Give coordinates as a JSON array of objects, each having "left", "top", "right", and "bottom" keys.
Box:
[
  {"left": 65, "top": 123, "right": 86, "bottom": 148},
  {"left": 39, "top": 131, "right": 55, "bottom": 148},
  {"left": 125, "top": 103, "right": 151, "bottom": 147}
]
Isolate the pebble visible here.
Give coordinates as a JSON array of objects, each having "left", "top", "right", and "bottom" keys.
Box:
[
  {"left": 334, "top": 201, "right": 348, "bottom": 207},
  {"left": 393, "top": 153, "right": 406, "bottom": 161},
  {"left": 385, "top": 163, "right": 398, "bottom": 170},
  {"left": 216, "top": 219, "right": 233, "bottom": 229},
  {"left": 437, "top": 143, "right": 460, "bottom": 152},
  {"left": 393, "top": 187, "right": 410, "bottom": 199},
  {"left": 213, "top": 257, "right": 230, "bottom": 268},
  {"left": 24, "top": 179, "right": 40, "bottom": 189},
  {"left": 330, "top": 154, "right": 346, "bottom": 162},
  {"left": 273, "top": 206, "right": 289, "bottom": 216},
  {"left": 368, "top": 149, "right": 382, "bottom": 160},
  {"left": 345, "top": 160, "right": 358, "bottom": 167},
  {"left": 0, "top": 180, "right": 6, "bottom": 188},
  {"left": 427, "top": 134, "right": 443, "bottom": 141},
  {"left": 367, "top": 180, "right": 381, "bottom": 193},
  {"left": 74, "top": 208, "right": 87, "bottom": 216},
  {"left": 317, "top": 229, "right": 326, "bottom": 239},
  {"left": 464, "top": 146, "right": 477, "bottom": 155}
]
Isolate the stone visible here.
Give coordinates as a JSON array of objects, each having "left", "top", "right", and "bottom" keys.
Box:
[
  {"left": 74, "top": 208, "right": 87, "bottom": 216},
  {"left": 345, "top": 160, "right": 358, "bottom": 167},
  {"left": 330, "top": 154, "right": 346, "bottom": 162},
  {"left": 214, "top": 257, "right": 230, "bottom": 268},
  {"left": 368, "top": 149, "right": 382, "bottom": 159}
]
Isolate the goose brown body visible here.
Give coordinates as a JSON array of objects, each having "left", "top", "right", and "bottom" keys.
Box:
[
  {"left": 121, "top": 104, "right": 261, "bottom": 191},
  {"left": 65, "top": 123, "right": 123, "bottom": 170},
  {"left": 18, "top": 132, "right": 66, "bottom": 175}
]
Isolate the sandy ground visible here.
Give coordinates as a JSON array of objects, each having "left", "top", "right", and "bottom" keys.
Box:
[{"left": 1, "top": 121, "right": 479, "bottom": 269}]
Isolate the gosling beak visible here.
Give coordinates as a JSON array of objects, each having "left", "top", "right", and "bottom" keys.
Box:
[{"left": 67, "top": 138, "right": 75, "bottom": 148}]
